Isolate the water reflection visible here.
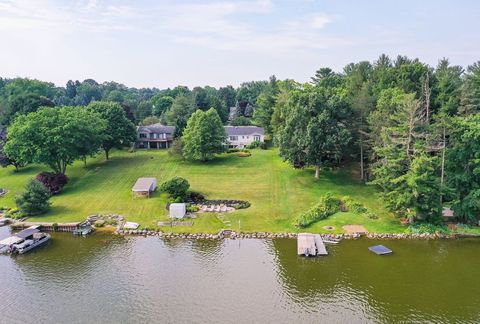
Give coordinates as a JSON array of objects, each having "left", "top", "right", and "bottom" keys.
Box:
[
  {"left": 1, "top": 226, "right": 480, "bottom": 324},
  {"left": 271, "top": 238, "right": 480, "bottom": 323}
]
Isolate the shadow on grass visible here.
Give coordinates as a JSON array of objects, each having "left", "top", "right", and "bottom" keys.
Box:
[
  {"left": 176, "top": 153, "right": 242, "bottom": 167},
  {"left": 26, "top": 204, "right": 73, "bottom": 222}
]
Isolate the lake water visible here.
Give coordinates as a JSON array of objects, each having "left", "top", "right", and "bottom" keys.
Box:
[{"left": 1, "top": 226, "right": 480, "bottom": 323}]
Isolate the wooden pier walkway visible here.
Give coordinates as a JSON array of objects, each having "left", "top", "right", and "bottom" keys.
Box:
[
  {"left": 297, "top": 233, "right": 328, "bottom": 256},
  {"left": 11, "top": 222, "right": 81, "bottom": 232}
]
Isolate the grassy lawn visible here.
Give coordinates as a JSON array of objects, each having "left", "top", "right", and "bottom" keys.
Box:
[{"left": 0, "top": 148, "right": 405, "bottom": 233}]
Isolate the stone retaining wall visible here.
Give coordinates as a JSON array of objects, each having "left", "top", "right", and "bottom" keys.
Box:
[{"left": 114, "top": 230, "right": 477, "bottom": 240}]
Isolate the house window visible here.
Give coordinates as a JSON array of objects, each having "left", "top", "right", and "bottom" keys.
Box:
[
  {"left": 139, "top": 133, "right": 147, "bottom": 139},
  {"left": 254, "top": 135, "right": 260, "bottom": 141},
  {"left": 229, "top": 136, "right": 238, "bottom": 141}
]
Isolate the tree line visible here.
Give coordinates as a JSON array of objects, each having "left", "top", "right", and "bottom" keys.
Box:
[{"left": 269, "top": 56, "right": 480, "bottom": 224}]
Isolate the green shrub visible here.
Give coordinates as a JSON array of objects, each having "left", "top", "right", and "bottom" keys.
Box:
[
  {"left": 186, "top": 204, "right": 199, "bottom": 212},
  {"left": 227, "top": 148, "right": 240, "bottom": 153},
  {"left": 260, "top": 142, "right": 268, "bottom": 150},
  {"left": 168, "top": 138, "right": 184, "bottom": 157},
  {"left": 233, "top": 201, "right": 251, "bottom": 209},
  {"left": 160, "top": 177, "right": 190, "bottom": 200},
  {"left": 5, "top": 208, "right": 20, "bottom": 219},
  {"left": 15, "top": 178, "right": 51, "bottom": 216},
  {"left": 294, "top": 193, "right": 340, "bottom": 228},
  {"left": 247, "top": 140, "right": 261, "bottom": 149},
  {"left": 173, "top": 196, "right": 183, "bottom": 203},
  {"left": 341, "top": 195, "right": 367, "bottom": 213},
  {"left": 366, "top": 212, "right": 378, "bottom": 219},
  {"left": 407, "top": 223, "right": 451, "bottom": 234}
]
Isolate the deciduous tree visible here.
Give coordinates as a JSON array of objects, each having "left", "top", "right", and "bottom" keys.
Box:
[
  {"left": 182, "top": 108, "right": 227, "bottom": 161},
  {"left": 87, "top": 101, "right": 137, "bottom": 160},
  {"left": 278, "top": 86, "right": 351, "bottom": 179}
]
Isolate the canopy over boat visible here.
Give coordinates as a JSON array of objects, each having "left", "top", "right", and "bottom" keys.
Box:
[{"left": 15, "top": 228, "right": 40, "bottom": 239}]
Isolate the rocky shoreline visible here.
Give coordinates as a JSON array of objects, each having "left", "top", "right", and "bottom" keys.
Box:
[{"left": 114, "top": 229, "right": 480, "bottom": 240}]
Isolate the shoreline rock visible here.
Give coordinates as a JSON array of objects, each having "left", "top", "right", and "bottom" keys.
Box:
[{"left": 113, "top": 230, "right": 475, "bottom": 240}]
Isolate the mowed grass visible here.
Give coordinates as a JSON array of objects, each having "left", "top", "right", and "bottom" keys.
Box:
[{"left": 0, "top": 149, "right": 404, "bottom": 233}]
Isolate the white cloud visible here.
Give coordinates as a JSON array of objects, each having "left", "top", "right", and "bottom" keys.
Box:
[
  {"left": 309, "top": 13, "right": 333, "bottom": 29},
  {"left": 0, "top": 0, "right": 140, "bottom": 32},
  {"left": 157, "top": 1, "right": 345, "bottom": 54}
]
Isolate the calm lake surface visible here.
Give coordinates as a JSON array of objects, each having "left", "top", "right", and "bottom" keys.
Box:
[{"left": 1, "top": 226, "right": 480, "bottom": 323}]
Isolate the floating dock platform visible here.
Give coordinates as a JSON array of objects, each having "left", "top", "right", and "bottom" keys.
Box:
[
  {"left": 297, "top": 233, "right": 328, "bottom": 256},
  {"left": 368, "top": 245, "right": 393, "bottom": 255}
]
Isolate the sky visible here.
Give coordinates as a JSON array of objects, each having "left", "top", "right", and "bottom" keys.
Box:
[{"left": 0, "top": 0, "right": 479, "bottom": 89}]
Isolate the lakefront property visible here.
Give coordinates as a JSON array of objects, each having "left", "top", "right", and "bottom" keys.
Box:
[
  {"left": 136, "top": 124, "right": 265, "bottom": 149},
  {"left": 224, "top": 126, "right": 264, "bottom": 148},
  {"left": 1, "top": 0, "right": 480, "bottom": 319},
  {"left": 136, "top": 124, "right": 175, "bottom": 149}
]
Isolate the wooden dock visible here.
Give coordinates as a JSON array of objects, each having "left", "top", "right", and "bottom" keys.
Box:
[
  {"left": 11, "top": 222, "right": 81, "bottom": 232},
  {"left": 297, "top": 233, "right": 328, "bottom": 256}
]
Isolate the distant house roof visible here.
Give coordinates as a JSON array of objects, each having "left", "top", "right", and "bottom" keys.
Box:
[
  {"left": 137, "top": 123, "right": 175, "bottom": 134},
  {"left": 224, "top": 126, "right": 264, "bottom": 136},
  {"left": 132, "top": 178, "right": 157, "bottom": 192}
]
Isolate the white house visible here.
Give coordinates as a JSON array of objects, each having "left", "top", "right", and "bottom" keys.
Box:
[{"left": 224, "top": 126, "right": 265, "bottom": 149}]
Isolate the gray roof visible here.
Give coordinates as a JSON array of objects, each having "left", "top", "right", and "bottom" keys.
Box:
[
  {"left": 132, "top": 177, "right": 157, "bottom": 192},
  {"left": 224, "top": 126, "right": 264, "bottom": 136},
  {"left": 137, "top": 123, "right": 175, "bottom": 134}
]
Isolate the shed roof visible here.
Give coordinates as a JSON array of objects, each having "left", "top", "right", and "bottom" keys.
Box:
[
  {"left": 224, "top": 126, "right": 264, "bottom": 136},
  {"left": 132, "top": 178, "right": 157, "bottom": 192}
]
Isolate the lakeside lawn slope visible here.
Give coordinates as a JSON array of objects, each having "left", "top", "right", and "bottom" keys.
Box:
[{"left": 0, "top": 149, "right": 403, "bottom": 233}]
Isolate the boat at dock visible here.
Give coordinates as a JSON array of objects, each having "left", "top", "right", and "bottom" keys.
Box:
[
  {"left": 0, "top": 226, "right": 51, "bottom": 255},
  {"left": 73, "top": 225, "right": 94, "bottom": 236}
]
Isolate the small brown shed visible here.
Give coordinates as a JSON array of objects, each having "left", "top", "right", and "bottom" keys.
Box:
[{"left": 132, "top": 178, "right": 157, "bottom": 198}]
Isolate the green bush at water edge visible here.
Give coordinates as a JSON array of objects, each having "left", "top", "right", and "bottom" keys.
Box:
[{"left": 294, "top": 193, "right": 340, "bottom": 228}]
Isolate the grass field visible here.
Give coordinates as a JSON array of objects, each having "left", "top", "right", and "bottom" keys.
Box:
[{"left": 0, "top": 149, "right": 405, "bottom": 233}]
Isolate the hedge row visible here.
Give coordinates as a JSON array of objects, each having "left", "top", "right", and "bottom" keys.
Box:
[{"left": 294, "top": 193, "right": 340, "bottom": 228}]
